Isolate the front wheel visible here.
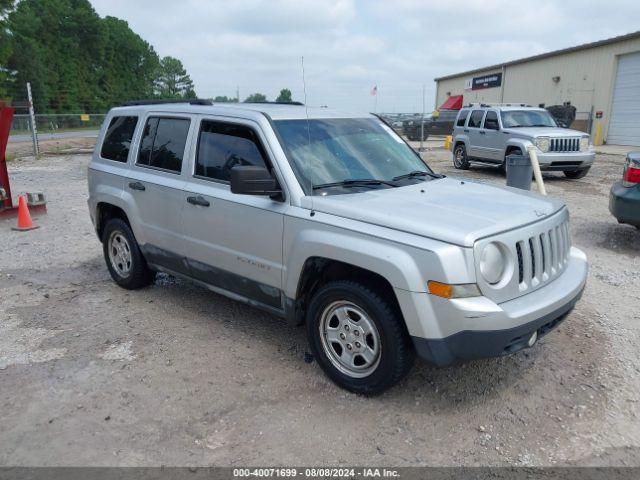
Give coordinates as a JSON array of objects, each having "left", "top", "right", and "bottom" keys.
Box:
[
  {"left": 563, "top": 167, "right": 590, "bottom": 179},
  {"left": 306, "top": 281, "right": 414, "bottom": 395},
  {"left": 453, "top": 144, "right": 470, "bottom": 170}
]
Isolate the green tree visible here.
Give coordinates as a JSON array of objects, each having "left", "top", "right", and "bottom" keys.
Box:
[
  {"left": 4, "top": 0, "right": 195, "bottom": 112},
  {"left": 275, "top": 88, "right": 292, "bottom": 103},
  {"left": 0, "top": 0, "right": 14, "bottom": 99},
  {"left": 98, "top": 16, "right": 160, "bottom": 107},
  {"left": 244, "top": 93, "right": 267, "bottom": 103},
  {"left": 213, "top": 95, "right": 238, "bottom": 103},
  {"left": 7, "top": 0, "right": 105, "bottom": 112},
  {"left": 154, "top": 56, "right": 196, "bottom": 99}
]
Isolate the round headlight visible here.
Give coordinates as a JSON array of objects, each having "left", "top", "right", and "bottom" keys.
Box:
[
  {"left": 579, "top": 137, "right": 589, "bottom": 152},
  {"left": 535, "top": 137, "right": 550, "bottom": 153},
  {"left": 480, "top": 243, "right": 506, "bottom": 285}
]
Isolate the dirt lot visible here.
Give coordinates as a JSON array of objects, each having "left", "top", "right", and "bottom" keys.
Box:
[{"left": 1, "top": 144, "right": 639, "bottom": 467}]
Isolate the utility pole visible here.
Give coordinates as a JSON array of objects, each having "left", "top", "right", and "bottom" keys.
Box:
[
  {"left": 420, "top": 84, "right": 425, "bottom": 152},
  {"left": 236, "top": 85, "right": 240, "bottom": 103},
  {"left": 26, "top": 82, "right": 39, "bottom": 156}
]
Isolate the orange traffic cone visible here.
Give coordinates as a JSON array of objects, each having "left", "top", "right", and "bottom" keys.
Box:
[{"left": 11, "top": 195, "right": 40, "bottom": 231}]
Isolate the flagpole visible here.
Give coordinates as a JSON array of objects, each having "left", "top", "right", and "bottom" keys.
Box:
[
  {"left": 420, "top": 84, "right": 425, "bottom": 152},
  {"left": 374, "top": 84, "right": 378, "bottom": 113}
]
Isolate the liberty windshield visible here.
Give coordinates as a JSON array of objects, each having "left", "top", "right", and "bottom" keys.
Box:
[
  {"left": 500, "top": 110, "right": 557, "bottom": 128},
  {"left": 274, "top": 118, "right": 432, "bottom": 194}
]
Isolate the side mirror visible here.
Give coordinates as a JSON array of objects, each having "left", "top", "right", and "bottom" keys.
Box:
[{"left": 230, "top": 166, "right": 282, "bottom": 198}]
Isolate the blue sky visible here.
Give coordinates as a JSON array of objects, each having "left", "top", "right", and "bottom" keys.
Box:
[{"left": 90, "top": 0, "right": 640, "bottom": 113}]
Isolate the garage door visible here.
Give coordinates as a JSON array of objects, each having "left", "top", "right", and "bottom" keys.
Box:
[{"left": 608, "top": 51, "right": 640, "bottom": 146}]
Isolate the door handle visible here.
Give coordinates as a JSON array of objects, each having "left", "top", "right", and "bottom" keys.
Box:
[
  {"left": 128, "top": 181, "right": 146, "bottom": 191},
  {"left": 463, "top": 129, "right": 469, "bottom": 133},
  {"left": 479, "top": 130, "right": 486, "bottom": 135},
  {"left": 187, "top": 195, "right": 210, "bottom": 207}
]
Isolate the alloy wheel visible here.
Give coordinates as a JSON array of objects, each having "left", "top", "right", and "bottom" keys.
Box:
[{"left": 319, "top": 301, "right": 381, "bottom": 378}]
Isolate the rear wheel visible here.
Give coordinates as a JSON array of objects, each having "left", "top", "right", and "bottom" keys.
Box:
[
  {"left": 306, "top": 280, "right": 414, "bottom": 395},
  {"left": 453, "top": 144, "right": 470, "bottom": 170},
  {"left": 563, "top": 167, "right": 590, "bottom": 179},
  {"left": 102, "top": 218, "right": 155, "bottom": 290}
]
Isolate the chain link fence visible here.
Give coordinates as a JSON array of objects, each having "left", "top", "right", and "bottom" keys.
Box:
[{"left": 10, "top": 113, "right": 105, "bottom": 136}]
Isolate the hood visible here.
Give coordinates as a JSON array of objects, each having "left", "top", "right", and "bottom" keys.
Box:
[
  {"left": 309, "top": 178, "right": 565, "bottom": 247},
  {"left": 505, "top": 127, "right": 588, "bottom": 138}
]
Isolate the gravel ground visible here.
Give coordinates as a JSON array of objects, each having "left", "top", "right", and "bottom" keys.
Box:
[{"left": 0, "top": 146, "right": 639, "bottom": 467}]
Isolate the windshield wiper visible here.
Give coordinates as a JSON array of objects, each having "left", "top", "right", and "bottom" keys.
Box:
[
  {"left": 392, "top": 170, "right": 429, "bottom": 181},
  {"left": 312, "top": 178, "right": 397, "bottom": 190},
  {"left": 394, "top": 170, "right": 445, "bottom": 181}
]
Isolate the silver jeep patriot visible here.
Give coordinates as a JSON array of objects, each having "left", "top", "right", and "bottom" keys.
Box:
[
  {"left": 452, "top": 104, "right": 596, "bottom": 179},
  {"left": 88, "top": 100, "right": 588, "bottom": 394}
]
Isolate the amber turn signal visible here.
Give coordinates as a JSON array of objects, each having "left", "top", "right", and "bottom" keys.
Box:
[{"left": 428, "top": 281, "right": 481, "bottom": 299}]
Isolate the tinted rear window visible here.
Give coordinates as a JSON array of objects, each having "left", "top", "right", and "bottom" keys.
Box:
[
  {"left": 100, "top": 116, "right": 138, "bottom": 162},
  {"left": 468, "top": 110, "right": 485, "bottom": 128},
  {"left": 137, "top": 117, "right": 190, "bottom": 173},
  {"left": 456, "top": 110, "right": 469, "bottom": 127}
]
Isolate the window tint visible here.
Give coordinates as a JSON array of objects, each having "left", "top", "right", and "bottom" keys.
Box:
[
  {"left": 195, "top": 121, "right": 269, "bottom": 182},
  {"left": 101, "top": 116, "right": 138, "bottom": 162},
  {"left": 484, "top": 111, "right": 499, "bottom": 130},
  {"left": 468, "top": 110, "right": 485, "bottom": 128},
  {"left": 137, "top": 117, "right": 190, "bottom": 173},
  {"left": 456, "top": 109, "right": 469, "bottom": 127}
]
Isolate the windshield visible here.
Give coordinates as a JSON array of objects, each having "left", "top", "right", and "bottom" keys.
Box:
[
  {"left": 500, "top": 110, "right": 557, "bottom": 128},
  {"left": 274, "top": 118, "right": 433, "bottom": 194}
]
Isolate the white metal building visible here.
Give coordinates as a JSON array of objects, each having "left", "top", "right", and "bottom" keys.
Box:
[{"left": 434, "top": 31, "right": 640, "bottom": 146}]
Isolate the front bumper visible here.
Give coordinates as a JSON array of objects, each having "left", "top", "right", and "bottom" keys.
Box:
[
  {"left": 536, "top": 150, "right": 595, "bottom": 171},
  {"left": 403, "top": 247, "right": 588, "bottom": 366},
  {"left": 609, "top": 181, "right": 640, "bottom": 227}
]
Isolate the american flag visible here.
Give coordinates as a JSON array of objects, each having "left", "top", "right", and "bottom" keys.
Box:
[{"left": 370, "top": 85, "right": 378, "bottom": 96}]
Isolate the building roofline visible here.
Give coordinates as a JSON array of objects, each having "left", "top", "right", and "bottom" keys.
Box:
[{"left": 434, "top": 30, "right": 640, "bottom": 82}]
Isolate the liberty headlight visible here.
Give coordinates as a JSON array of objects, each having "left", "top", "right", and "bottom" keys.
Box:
[
  {"left": 534, "top": 137, "right": 550, "bottom": 153},
  {"left": 579, "top": 136, "right": 589, "bottom": 152}
]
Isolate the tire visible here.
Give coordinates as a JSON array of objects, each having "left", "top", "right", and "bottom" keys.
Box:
[
  {"left": 563, "top": 167, "right": 590, "bottom": 179},
  {"left": 306, "top": 280, "right": 414, "bottom": 395},
  {"left": 102, "top": 218, "right": 155, "bottom": 290},
  {"left": 453, "top": 144, "right": 470, "bottom": 170}
]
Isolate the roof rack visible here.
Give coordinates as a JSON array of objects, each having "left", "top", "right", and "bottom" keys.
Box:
[
  {"left": 466, "top": 102, "right": 533, "bottom": 108},
  {"left": 121, "top": 99, "right": 213, "bottom": 107},
  {"left": 243, "top": 101, "right": 305, "bottom": 106}
]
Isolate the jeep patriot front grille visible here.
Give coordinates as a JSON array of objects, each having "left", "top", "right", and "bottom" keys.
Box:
[
  {"left": 516, "top": 218, "right": 571, "bottom": 291},
  {"left": 550, "top": 138, "right": 580, "bottom": 152}
]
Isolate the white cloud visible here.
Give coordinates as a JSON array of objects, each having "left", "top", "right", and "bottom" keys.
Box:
[{"left": 90, "top": 0, "right": 640, "bottom": 112}]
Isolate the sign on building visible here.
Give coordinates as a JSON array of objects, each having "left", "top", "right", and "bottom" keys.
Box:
[{"left": 471, "top": 72, "right": 502, "bottom": 90}]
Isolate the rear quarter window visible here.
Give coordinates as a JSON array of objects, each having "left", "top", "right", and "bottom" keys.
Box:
[{"left": 100, "top": 116, "right": 138, "bottom": 162}]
